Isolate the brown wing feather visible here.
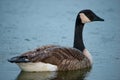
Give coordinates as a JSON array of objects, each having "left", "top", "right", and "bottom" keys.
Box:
[
  {"left": 20, "top": 45, "right": 91, "bottom": 70},
  {"left": 21, "top": 45, "right": 58, "bottom": 60}
]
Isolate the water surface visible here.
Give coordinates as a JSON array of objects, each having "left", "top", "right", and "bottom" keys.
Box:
[
  {"left": 0, "top": 0, "right": 120, "bottom": 80},
  {"left": 17, "top": 68, "right": 91, "bottom": 80}
]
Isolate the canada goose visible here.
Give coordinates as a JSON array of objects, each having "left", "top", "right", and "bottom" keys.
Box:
[{"left": 8, "top": 9, "right": 104, "bottom": 72}]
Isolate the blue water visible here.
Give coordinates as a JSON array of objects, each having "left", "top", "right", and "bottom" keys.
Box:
[{"left": 0, "top": 0, "right": 120, "bottom": 80}]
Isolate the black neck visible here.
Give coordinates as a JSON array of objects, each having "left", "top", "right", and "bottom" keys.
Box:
[{"left": 73, "top": 15, "right": 85, "bottom": 52}]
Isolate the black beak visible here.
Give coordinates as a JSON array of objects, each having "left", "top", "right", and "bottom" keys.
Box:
[{"left": 94, "top": 16, "right": 104, "bottom": 21}]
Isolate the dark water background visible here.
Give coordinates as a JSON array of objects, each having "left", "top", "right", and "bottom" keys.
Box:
[{"left": 0, "top": 0, "right": 120, "bottom": 80}]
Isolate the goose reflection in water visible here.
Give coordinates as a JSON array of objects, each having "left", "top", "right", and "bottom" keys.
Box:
[{"left": 16, "top": 67, "right": 91, "bottom": 80}]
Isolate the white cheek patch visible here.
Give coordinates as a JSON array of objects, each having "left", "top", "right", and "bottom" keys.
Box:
[{"left": 80, "top": 13, "right": 91, "bottom": 23}]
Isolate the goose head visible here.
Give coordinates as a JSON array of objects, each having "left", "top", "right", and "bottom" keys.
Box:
[{"left": 79, "top": 9, "right": 104, "bottom": 23}]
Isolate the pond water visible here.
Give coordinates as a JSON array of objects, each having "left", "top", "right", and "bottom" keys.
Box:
[{"left": 0, "top": 0, "right": 120, "bottom": 80}]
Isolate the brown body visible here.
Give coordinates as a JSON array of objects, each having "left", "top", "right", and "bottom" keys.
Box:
[{"left": 20, "top": 45, "right": 91, "bottom": 71}]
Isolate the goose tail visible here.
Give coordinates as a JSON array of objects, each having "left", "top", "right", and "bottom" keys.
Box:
[{"left": 8, "top": 56, "right": 30, "bottom": 63}]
